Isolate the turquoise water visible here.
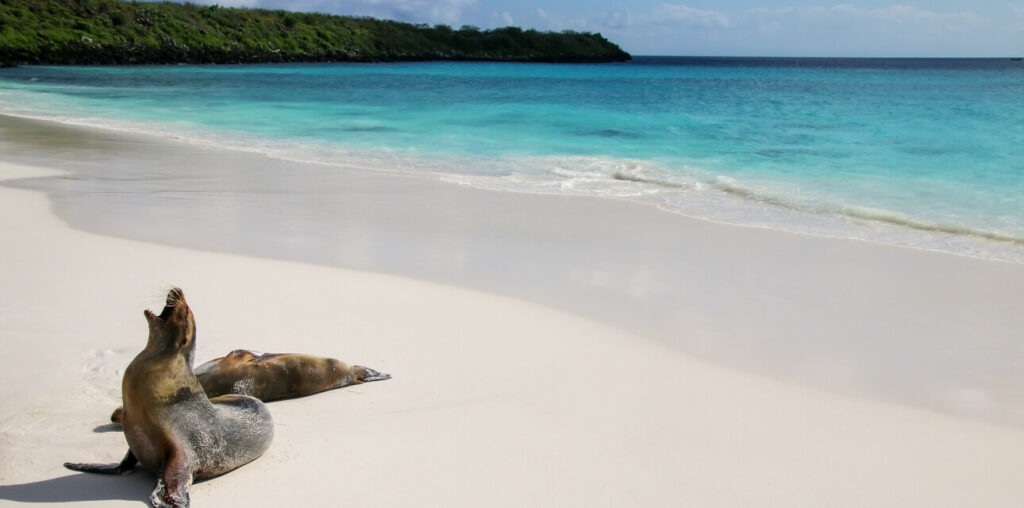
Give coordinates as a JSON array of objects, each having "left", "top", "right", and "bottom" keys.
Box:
[{"left": 1, "top": 57, "right": 1022, "bottom": 261}]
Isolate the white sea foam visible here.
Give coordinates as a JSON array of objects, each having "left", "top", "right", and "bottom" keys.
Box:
[{"left": 442, "top": 155, "right": 1024, "bottom": 263}]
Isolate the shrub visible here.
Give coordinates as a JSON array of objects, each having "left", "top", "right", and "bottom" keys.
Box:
[{"left": 0, "top": 0, "right": 629, "bottom": 63}]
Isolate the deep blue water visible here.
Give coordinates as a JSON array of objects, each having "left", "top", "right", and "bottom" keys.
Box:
[{"left": 1, "top": 56, "right": 1022, "bottom": 260}]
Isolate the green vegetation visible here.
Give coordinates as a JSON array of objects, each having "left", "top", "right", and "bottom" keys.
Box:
[{"left": 0, "top": 0, "right": 630, "bottom": 65}]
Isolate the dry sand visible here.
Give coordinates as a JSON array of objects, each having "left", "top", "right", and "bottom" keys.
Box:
[{"left": 2, "top": 155, "right": 1024, "bottom": 507}]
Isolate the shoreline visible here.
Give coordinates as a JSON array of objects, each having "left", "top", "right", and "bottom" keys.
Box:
[
  {"left": 0, "top": 96, "right": 1022, "bottom": 265},
  {"left": 3, "top": 157, "right": 1024, "bottom": 505},
  {"left": 2, "top": 113, "right": 1024, "bottom": 428}
]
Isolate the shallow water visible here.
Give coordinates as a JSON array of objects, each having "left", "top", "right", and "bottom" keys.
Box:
[{"left": 1, "top": 57, "right": 1023, "bottom": 261}]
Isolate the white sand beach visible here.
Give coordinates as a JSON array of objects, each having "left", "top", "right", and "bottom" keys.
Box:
[{"left": 2, "top": 119, "right": 1024, "bottom": 506}]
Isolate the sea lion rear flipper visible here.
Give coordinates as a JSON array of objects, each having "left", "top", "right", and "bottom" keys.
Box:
[
  {"left": 353, "top": 365, "right": 392, "bottom": 383},
  {"left": 64, "top": 450, "right": 138, "bottom": 475}
]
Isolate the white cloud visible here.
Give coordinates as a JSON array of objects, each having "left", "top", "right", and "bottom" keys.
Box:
[
  {"left": 532, "top": 4, "right": 725, "bottom": 33},
  {"left": 832, "top": 4, "right": 983, "bottom": 29},
  {"left": 363, "top": 0, "right": 476, "bottom": 25},
  {"left": 738, "top": 4, "right": 1000, "bottom": 56},
  {"left": 1010, "top": 3, "right": 1024, "bottom": 31},
  {"left": 750, "top": 4, "right": 984, "bottom": 32},
  {"left": 180, "top": 0, "right": 478, "bottom": 25},
  {"left": 655, "top": 4, "right": 730, "bottom": 28},
  {"left": 601, "top": 10, "right": 635, "bottom": 30},
  {"left": 493, "top": 11, "right": 514, "bottom": 27},
  {"left": 526, "top": 2, "right": 1014, "bottom": 56}
]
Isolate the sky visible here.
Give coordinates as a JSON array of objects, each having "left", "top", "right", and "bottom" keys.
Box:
[{"left": 174, "top": 1, "right": 1023, "bottom": 57}]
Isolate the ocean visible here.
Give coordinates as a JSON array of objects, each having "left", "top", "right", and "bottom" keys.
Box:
[{"left": 1, "top": 56, "right": 1022, "bottom": 262}]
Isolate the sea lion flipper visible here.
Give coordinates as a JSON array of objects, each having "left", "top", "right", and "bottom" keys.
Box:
[
  {"left": 150, "top": 477, "right": 191, "bottom": 508},
  {"left": 64, "top": 450, "right": 138, "bottom": 475},
  {"left": 150, "top": 451, "right": 193, "bottom": 508},
  {"left": 208, "top": 393, "right": 255, "bottom": 406}
]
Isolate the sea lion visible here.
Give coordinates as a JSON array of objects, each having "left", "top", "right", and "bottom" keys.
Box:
[
  {"left": 110, "top": 350, "right": 390, "bottom": 423},
  {"left": 65, "top": 288, "right": 274, "bottom": 508},
  {"left": 194, "top": 349, "right": 391, "bottom": 401}
]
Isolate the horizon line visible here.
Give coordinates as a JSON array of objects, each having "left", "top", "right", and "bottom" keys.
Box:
[{"left": 628, "top": 54, "right": 1023, "bottom": 60}]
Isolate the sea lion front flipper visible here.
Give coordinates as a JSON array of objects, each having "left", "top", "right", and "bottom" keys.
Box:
[
  {"left": 207, "top": 393, "right": 258, "bottom": 406},
  {"left": 150, "top": 450, "right": 193, "bottom": 508},
  {"left": 64, "top": 449, "right": 138, "bottom": 475}
]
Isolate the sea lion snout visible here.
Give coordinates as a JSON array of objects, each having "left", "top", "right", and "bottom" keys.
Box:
[
  {"left": 165, "top": 287, "right": 184, "bottom": 306},
  {"left": 354, "top": 365, "right": 392, "bottom": 383},
  {"left": 142, "top": 287, "right": 196, "bottom": 362},
  {"left": 144, "top": 288, "right": 189, "bottom": 325}
]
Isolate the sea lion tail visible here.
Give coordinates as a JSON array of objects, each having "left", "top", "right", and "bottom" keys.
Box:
[{"left": 353, "top": 365, "right": 391, "bottom": 383}]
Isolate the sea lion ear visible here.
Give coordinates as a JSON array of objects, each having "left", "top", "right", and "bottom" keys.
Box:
[{"left": 176, "top": 316, "right": 195, "bottom": 353}]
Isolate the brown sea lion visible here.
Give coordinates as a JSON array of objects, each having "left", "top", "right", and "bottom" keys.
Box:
[
  {"left": 195, "top": 349, "right": 391, "bottom": 401},
  {"left": 65, "top": 288, "right": 274, "bottom": 508},
  {"left": 110, "top": 350, "right": 389, "bottom": 423}
]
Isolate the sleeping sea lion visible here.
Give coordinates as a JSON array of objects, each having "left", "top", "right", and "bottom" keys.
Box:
[
  {"left": 194, "top": 349, "right": 391, "bottom": 401},
  {"left": 110, "top": 350, "right": 390, "bottom": 423},
  {"left": 65, "top": 288, "right": 274, "bottom": 508}
]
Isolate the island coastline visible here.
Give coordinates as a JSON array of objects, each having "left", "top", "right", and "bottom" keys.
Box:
[{"left": 0, "top": 0, "right": 630, "bottom": 66}]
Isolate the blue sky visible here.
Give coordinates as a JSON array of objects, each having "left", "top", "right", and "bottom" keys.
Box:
[{"left": 178, "top": 1, "right": 1023, "bottom": 56}]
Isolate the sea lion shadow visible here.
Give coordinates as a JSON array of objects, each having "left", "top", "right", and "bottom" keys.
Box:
[
  {"left": 93, "top": 423, "right": 122, "bottom": 433},
  {"left": 0, "top": 471, "right": 152, "bottom": 503}
]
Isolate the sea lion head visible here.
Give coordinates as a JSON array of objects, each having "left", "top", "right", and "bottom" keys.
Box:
[{"left": 143, "top": 287, "right": 196, "bottom": 363}]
